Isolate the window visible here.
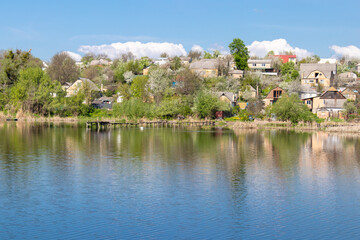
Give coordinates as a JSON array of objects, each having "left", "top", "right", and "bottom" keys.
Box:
[
  {"left": 273, "top": 90, "right": 282, "bottom": 98},
  {"left": 307, "top": 100, "right": 311, "bottom": 104},
  {"left": 262, "top": 63, "right": 266, "bottom": 66},
  {"left": 252, "top": 64, "right": 256, "bottom": 66},
  {"left": 315, "top": 73, "right": 319, "bottom": 78}
]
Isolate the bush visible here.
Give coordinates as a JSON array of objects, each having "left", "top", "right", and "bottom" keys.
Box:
[
  {"left": 270, "top": 94, "right": 318, "bottom": 124},
  {"left": 113, "top": 98, "right": 155, "bottom": 119},
  {"left": 193, "top": 91, "right": 230, "bottom": 119}
]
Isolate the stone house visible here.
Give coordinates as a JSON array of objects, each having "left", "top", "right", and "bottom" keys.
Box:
[
  {"left": 190, "top": 59, "right": 219, "bottom": 78},
  {"left": 300, "top": 63, "right": 337, "bottom": 87},
  {"left": 312, "top": 87, "right": 347, "bottom": 118},
  {"left": 66, "top": 78, "right": 100, "bottom": 97}
]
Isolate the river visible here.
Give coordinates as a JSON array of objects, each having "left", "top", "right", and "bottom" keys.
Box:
[{"left": 0, "top": 123, "right": 359, "bottom": 239}]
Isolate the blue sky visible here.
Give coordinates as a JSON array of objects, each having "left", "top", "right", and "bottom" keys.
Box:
[{"left": 1, "top": 0, "right": 360, "bottom": 60}]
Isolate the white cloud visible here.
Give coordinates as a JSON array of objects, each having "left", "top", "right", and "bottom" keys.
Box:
[
  {"left": 190, "top": 44, "right": 204, "bottom": 53},
  {"left": 247, "top": 39, "right": 312, "bottom": 59},
  {"left": 208, "top": 43, "right": 229, "bottom": 55},
  {"left": 78, "top": 41, "right": 187, "bottom": 59},
  {"left": 63, "top": 51, "right": 82, "bottom": 62},
  {"left": 330, "top": 45, "right": 360, "bottom": 59}
]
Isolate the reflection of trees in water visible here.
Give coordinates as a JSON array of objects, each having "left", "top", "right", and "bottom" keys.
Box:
[{"left": 265, "top": 130, "right": 312, "bottom": 174}]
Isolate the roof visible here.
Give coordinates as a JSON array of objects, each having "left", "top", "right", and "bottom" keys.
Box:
[
  {"left": 300, "top": 85, "right": 318, "bottom": 93},
  {"left": 78, "top": 78, "right": 100, "bottom": 91},
  {"left": 90, "top": 59, "right": 110, "bottom": 66},
  {"left": 265, "top": 87, "right": 284, "bottom": 99},
  {"left": 319, "top": 87, "right": 346, "bottom": 99},
  {"left": 215, "top": 92, "right": 236, "bottom": 102},
  {"left": 300, "top": 63, "right": 337, "bottom": 79},
  {"left": 338, "top": 72, "right": 357, "bottom": 79},
  {"left": 271, "top": 55, "right": 296, "bottom": 63},
  {"left": 92, "top": 96, "right": 114, "bottom": 104},
  {"left": 190, "top": 59, "right": 218, "bottom": 69}
]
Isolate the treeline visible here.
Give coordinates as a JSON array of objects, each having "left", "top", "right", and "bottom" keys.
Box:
[{"left": 0, "top": 49, "right": 235, "bottom": 119}]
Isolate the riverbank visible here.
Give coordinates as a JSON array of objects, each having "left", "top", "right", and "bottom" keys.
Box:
[
  {"left": 2, "top": 111, "right": 360, "bottom": 133},
  {"left": 226, "top": 120, "right": 360, "bottom": 133}
]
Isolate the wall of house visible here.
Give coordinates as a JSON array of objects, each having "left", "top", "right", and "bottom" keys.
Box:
[
  {"left": 312, "top": 97, "right": 346, "bottom": 113},
  {"left": 248, "top": 63, "right": 272, "bottom": 70},
  {"left": 301, "top": 71, "right": 331, "bottom": 87},
  {"left": 192, "top": 68, "right": 218, "bottom": 78},
  {"left": 219, "top": 96, "right": 232, "bottom": 104},
  {"left": 66, "top": 80, "right": 83, "bottom": 97}
]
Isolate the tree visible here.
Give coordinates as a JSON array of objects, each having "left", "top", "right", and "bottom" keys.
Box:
[
  {"left": 170, "top": 56, "right": 182, "bottom": 71},
  {"left": 120, "top": 52, "right": 135, "bottom": 62},
  {"left": 0, "top": 49, "right": 39, "bottom": 87},
  {"left": 280, "top": 62, "right": 299, "bottom": 82},
  {"left": 83, "top": 66, "right": 100, "bottom": 80},
  {"left": 193, "top": 91, "right": 230, "bottom": 118},
  {"left": 265, "top": 50, "right": 275, "bottom": 58},
  {"left": 188, "top": 50, "right": 202, "bottom": 60},
  {"left": 123, "top": 71, "right": 135, "bottom": 84},
  {"left": 130, "top": 75, "right": 149, "bottom": 100},
  {"left": 47, "top": 52, "right": 79, "bottom": 84},
  {"left": 160, "top": 52, "right": 169, "bottom": 58},
  {"left": 148, "top": 68, "right": 172, "bottom": 103},
  {"left": 175, "top": 68, "right": 201, "bottom": 95},
  {"left": 203, "top": 51, "right": 213, "bottom": 59},
  {"left": 228, "top": 38, "right": 249, "bottom": 70},
  {"left": 344, "top": 100, "right": 357, "bottom": 116},
  {"left": 271, "top": 94, "right": 316, "bottom": 124},
  {"left": 10, "top": 67, "right": 62, "bottom": 115},
  {"left": 247, "top": 97, "right": 264, "bottom": 116}
]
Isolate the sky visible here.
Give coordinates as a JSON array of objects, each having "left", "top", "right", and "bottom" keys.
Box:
[{"left": 1, "top": 0, "right": 360, "bottom": 61}]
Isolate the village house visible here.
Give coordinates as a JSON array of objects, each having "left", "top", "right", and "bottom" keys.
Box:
[
  {"left": 66, "top": 78, "right": 100, "bottom": 97},
  {"left": 228, "top": 69, "right": 244, "bottom": 79},
  {"left": 190, "top": 59, "right": 218, "bottom": 78},
  {"left": 154, "top": 57, "right": 169, "bottom": 66},
  {"left": 300, "top": 63, "right": 337, "bottom": 87},
  {"left": 215, "top": 92, "right": 237, "bottom": 107},
  {"left": 271, "top": 55, "right": 297, "bottom": 64},
  {"left": 263, "top": 87, "right": 284, "bottom": 107},
  {"left": 248, "top": 59, "right": 274, "bottom": 72},
  {"left": 238, "top": 85, "right": 257, "bottom": 100},
  {"left": 92, "top": 96, "right": 114, "bottom": 109},
  {"left": 337, "top": 72, "right": 357, "bottom": 83},
  {"left": 340, "top": 88, "right": 358, "bottom": 101},
  {"left": 312, "top": 87, "right": 347, "bottom": 119}
]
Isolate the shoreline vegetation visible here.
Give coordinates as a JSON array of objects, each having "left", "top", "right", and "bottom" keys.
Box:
[
  {"left": 1, "top": 112, "right": 360, "bottom": 134},
  {"left": 2, "top": 39, "right": 360, "bottom": 129}
]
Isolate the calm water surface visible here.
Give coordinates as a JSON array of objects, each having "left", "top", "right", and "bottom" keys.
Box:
[{"left": 1, "top": 123, "right": 360, "bottom": 239}]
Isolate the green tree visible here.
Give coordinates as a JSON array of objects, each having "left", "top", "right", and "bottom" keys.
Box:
[
  {"left": 170, "top": 56, "right": 182, "bottom": 71},
  {"left": 271, "top": 94, "right": 316, "bottom": 124},
  {"left": 203, "top": 51, "right": 213, "bottom": 59},
  {"left": 228, "top": 38, "right": 249, "bottom": 70},
  {"left": 280, "top": 62, "right": 299, "bottom": 82},
  {"left": 10, "top": 67, "right": 63, "bottom": 115},
  {"left": 193, "top": 91, "right": 230, "bottom": 118},
  {"left": 130, "top": 75, "right": 149, "bottom": 100}
]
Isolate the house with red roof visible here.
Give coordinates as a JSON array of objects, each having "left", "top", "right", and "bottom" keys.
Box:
[{"left": 272, "top": 55, "right": 297, "bottom": 64}]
